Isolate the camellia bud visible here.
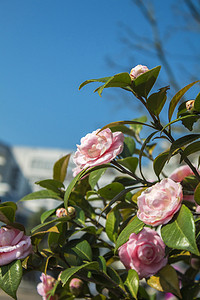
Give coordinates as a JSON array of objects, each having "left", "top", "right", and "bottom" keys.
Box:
[
  {"left": 56, "top": 207, "right": 76, "bottom": 219},
  {"left": 186, "top": 100, "right": 195, "bottom": 112},
  {"left": 56, "top": 208, "right": 67, "bottom": 218},
  {"left": 130, "top": 64, "right": 149, "bottom": 80},
  {"left": 67, "top": 206, "right": 76, "bottom": 218},
  {"left": 69, "top": 278, "right": 84, "bottom": 296}
]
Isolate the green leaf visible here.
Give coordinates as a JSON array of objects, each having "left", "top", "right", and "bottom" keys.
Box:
[
  {"left": 64, "top": 169, "right": 86, "bottom": 208},
  {"left": 35, "top": 179, "right": 64, "bottom": 193},
  {"left": 0, "top": 260, "right": 22, "bottom": 300},
  {"left": 147, "top": 86, "right": 169, "bottom": 116},
  {"left": 79, "top": 76, "right": 112, "bottom": 90},
  {"left": 19, "top": 190, "right": 63, "bottom": 201},
  {"left": 181, "top": 141, "right": 200, "bottom": 162},
  {"left": 89, "top": 168, "right": 106, "bottom": 190},
  {"left": 97, "top": 256, "right": 107, "bottom": 273},
  {"left": 105, "top": 210, "right": 121, "bottom": 243},
  {"left": 107, "top": 266, "right": 126, "bottom": 292},
  {"left": 40, "top": 208, "right": 56, "bottom": 223},
  {"left": 147, "top": 265, "right": 182, "bottom": 299},
  {"left": 79, "top": 73, "right": 132, "bottom": 96},
  {"left": 169, "top": 134, "right": 200, "bottom": 158},
  {"left": 177, "top": 101, "right": 200, "bottom": 131},
  {"left": 98, "top": 183, "right": 124, "bottom": 200},
  {"left": 129, "top": 116, "right": 148, "bottom": 134},
  {"left": 132, "top": 66, "right": 161, "bottom": 98},
  {"left": 99, "top": 120, "right": 155, "bottom": 133},
  {"left": 60, "top": 262, "right": 99, "bottom": 285},
  {"left": 117, "top": 157, "right": 138, "bottom": 174},
  {"left": 121, "top": 137, "right": 136, "bottom": 158},
  {"left": 53, "top": 154, "right": 71, "bottom": 182},
  {"left": 194, "top": 92, "right": 200, "bottom": 111},
  {"left": 31, "top": 216, "right": 70, "bottom": 233},
  {"left": 194, "top": 182, "right": 200, "bottom": 205},
  {"left": 115, "top": 216, "right": 144, "bottom": 250},
  {"left": 0, "top": 206, "right": 16, "bottom": 224},
  {"left": 125, "top": 269, "right": 139, "bottom": 300},
  {"left": 94, "top": 72, "right": 132, "bottom": 96},
  {"left": 168, "top": 80, "right": 199, "bottom": 122},
  {"left": 72, "top": 240, "right": 92, "bottom": 262},
  {"left": 153, "top": 151, "right": 169, "bottom": 178},
  {"left": 161, "top": 205, "right": 199, "bottom": 255}
]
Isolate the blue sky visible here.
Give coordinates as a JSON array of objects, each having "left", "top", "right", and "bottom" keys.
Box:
[{"left": 0, "top": 0, "right": 199, "bottom": 150}]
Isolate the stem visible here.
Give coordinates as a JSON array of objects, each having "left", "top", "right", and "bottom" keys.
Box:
[{"left": 112, "top": 159, "right": 151, "bottom": 186}]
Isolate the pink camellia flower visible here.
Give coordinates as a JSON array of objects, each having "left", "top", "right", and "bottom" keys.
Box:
[
  {"left": 73, "top": 128, "right": 124, "bottom": 176},
  {"left": 130, "top": 64, "right": 149, "bottom": 79},
  {"left": 37, "top": 273, "right": 58, "bottom": 300},
  {"left": 169, "top": 165, "right": 193, "bottom": 183},
  {"left": 118, "top": 227, "right": 167, "bottom": 279},
  {"left": 137, "top": 178, "right": 183, "bottom": 226},
  {"left": 0, "top": 226, "right": 32, "bottom": 266},
  {"left": 169, "top": 165, "right": 197, "bottom": 202}
]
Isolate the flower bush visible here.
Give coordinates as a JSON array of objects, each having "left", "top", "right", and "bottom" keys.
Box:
[{"left": 1, "top": 64, "right": 200, "bottom": 299}]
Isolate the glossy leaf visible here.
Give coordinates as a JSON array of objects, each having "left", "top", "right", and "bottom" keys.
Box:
[
  {"left": 53, "top": 153, "right": 71, "bottom": 182},
  {"left": 64, "top": 169, "right": 86, "bottom": 208},
  {"left": 115, "top": 216, "right": 144, "bottom": 250},
  {"left": 169, "top": 134, "right": 200, "bottom": 157},
  {"left": 161, "top": 205, "right": 199, "bottom": 255},
  {"left": 31, "top": 216, "right": 70, "bottom": 233},
  {"left": 132, "top": 66, "right": 161, "bottom": 98},
  {"left": 35, "top": 179, "right": 64, "bottom": 193},
  {"left": 147, "top": 265, "right": 182, "bottom": 299},
  {"left": 177, "top": 101, "right": 200, "bottom": 131},
  {"left": 98, "top": 256, "right": 107, "bottom": 273},
  {"left": 40, "top": 208, "right": 56, "bottom": 223},
  {"left": 105, "top": 210, "right": 121, "bottom": 243},
  {"left": 0, "top": 206, "right": 16, "bottom": 224},
  {"left": 125, "top": 269, "right": 139, "bottom": 300},
  {"left": 194, "top": 92, "right": 200, "bottom": 111},
  {"left": 117, "top": 157, "right": 138, "bottom": 174},
  {"left": 94, "top": 72, "right": 132, "bottom": 96},
  {"left": 89, "top": 168, "right": 106, "bottom": 189},
  {"left": 72, "top": 240, "right": 92, "bottom": 262},
  {"left": 153, "top": 151, "right": 169, "bottom": 178},
  {"left": 147, "top": 86, "right": 169, "bottom": 116},
  {"left": 98, "top": 182, "right": 124, "bottom": 200},
  {"left": 19, "top": 190, "right": 63, "bottom": 201},
  {"left": 168, "top": 80, "right": 199, "bottom": 122},
  {"left": 121, "top": 137, "right": 136, "bottom": 158},
  {"left": 194, "top": 182, "right": 200, "bottom": 205},
  {"left": 180, "top": 141, "right": 200, "bottom": 162},
  {"left": 129, "top": 116, "right": 148, "bottom": 134},
  {"left": 107, "top": 266, "right": 126, "bottom": 292},
  {"left": 79, "top": 76, "right": 112, "bottom": 90},
  {"left": 0, "top": 260, "right": 22, "bottom": 300},
  {"left": 60, "top": 262, "right": 99, "bottom": 285},
  {"left": 99, "top": 120, "right": 155, "bottom": 133}
]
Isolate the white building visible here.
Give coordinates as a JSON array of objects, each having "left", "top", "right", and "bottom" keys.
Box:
[{"left": 12, "top": 145, "right": 74, "bottom": 212}]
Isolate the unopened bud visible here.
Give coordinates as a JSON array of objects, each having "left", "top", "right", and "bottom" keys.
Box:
[
  {"left": 56, "top": 208, "right": 67, "bottom": 218},
  {"left": 69, "top": 278, "right": 84, "bottom": 296},
  {"left": 186, "top": 100, "right": 195, "bottom": 112},
  {"left": 130, "top": 64, "right": 149, "bottom": 80},
  {"left": 67, "top": 206, "right": 76, "bottom": 218}
]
